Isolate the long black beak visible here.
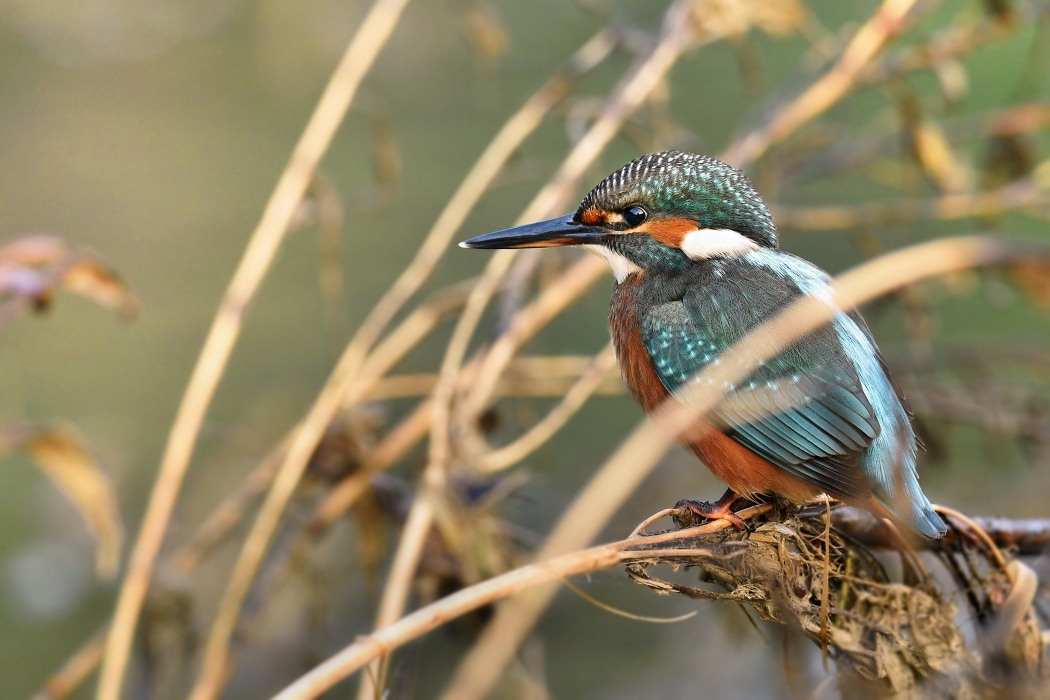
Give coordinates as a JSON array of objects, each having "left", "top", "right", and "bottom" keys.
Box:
[{"left": 459, "top": 213, "right": 607, "bottom": 249}]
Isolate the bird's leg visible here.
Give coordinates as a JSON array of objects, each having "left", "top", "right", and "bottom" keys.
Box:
[{"left": 674, "top": 488, "right": 751, "bottom": 532}]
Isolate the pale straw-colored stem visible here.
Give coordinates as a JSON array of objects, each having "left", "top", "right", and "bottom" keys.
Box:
[
  {"left": 478, "top": 342, "right": 618, "bottom": 473},
  {"left": 360, "top": 4, "right": 707, "bottom": 695},
  {"left": 215, "top": 53, "right": 620, "bottom": 693},
  {"left": 96, "top": 2, "right": 411, "bottom": 698},
  {"left": 169, "top": 436, "right": 292, "bottom": 573},
  {"left": 359, "top": 494, "right": 436, "bottom": 696},
  {"left": 362, "top": 369, "right": 623, "bottom": 401},
  {"left": 355, "top": 281, "right": 490, "bottom": 700},
  {"left": 721, "top": 0, "right": 920, "bottom": 168},
  {"left": 354, "top": 36, "right": 629, "bottom": 695},
  {"left": 274, "top": 508, "right": 770, "bottom": 699},
  {"left": 309, "top": 398, "right": 435, "bottom": 531},
  {"left": 335, "top": 29, "right": 617, "bottom": 407},
  {"left": 771, "top": 179, "right": 1045, "bottom": 230},
  {"left": 32, "top": 626, "right": 108, "bottom": 700},
  {"left": 289, "top": 541, "right": 626, "bottom": 700},
  {"left": 439, "top": 418, "right": 677, "bottom": 699},
  {"left": 358, "top": 256, "right": 603, "bottom": 699},
  {"left": 187, "top": 286, "right": 429, "bottom": 700},
  {"left": 439, "top": 235, "right": 1037, "bottom": 699},
  {"left": 186, "top": 275, "right": 470, "bottom": 699},
  {"left": 342, "top": 282, "right": 474, "bottom": 404},
  {"left": 461, "top": 258, "right": 607, "bottom": 425},
  {"left": 172, "top": 278, "right": 466, "bottom": 576}
]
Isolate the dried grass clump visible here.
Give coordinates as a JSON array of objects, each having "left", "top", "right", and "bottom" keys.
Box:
[{"left": 626, "top": 504, "right": 1048, "bottom": 699}]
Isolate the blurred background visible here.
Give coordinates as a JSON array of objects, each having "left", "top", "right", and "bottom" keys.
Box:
[{"left": 1, "top": 0, "right": 1049, "bottom": 697}]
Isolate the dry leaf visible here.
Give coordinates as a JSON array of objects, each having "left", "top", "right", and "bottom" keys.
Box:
[
  {"left": 0, "top": 234, "right": 70, "bottom": 267},
  {"left": 369, "top": 115, "right": 401, "bottom": 196},
  {"left": 0, "top": 264, "right": 53, "bottom": 309},
  {"left": 0, "top": 236, "right": 70, "bottom": 311},
  {"left": 0, "top": 425, "right": 125, "bottom": 580},
  {"left": 1010, "top": 262, "right": 1050, "bottom": 306},
  {"left": 983, "top": 134, "right": 1037, "bottom": 189},
  {"left": 60, "top": 256, "right": 139, "bottom": 320},
  {"left": 0, "top": 235, "right": 138, "bottom": 322},
  {"left": 932, "top": 59, "right": 968, "bottom": 107},
  {"left": 462, "top": 1, "right": 510, "bottom": 61}
]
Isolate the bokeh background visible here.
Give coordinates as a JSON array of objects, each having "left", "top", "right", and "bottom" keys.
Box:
[{"left": 2, "top": 0, "right": 1049, "bottom": 697}]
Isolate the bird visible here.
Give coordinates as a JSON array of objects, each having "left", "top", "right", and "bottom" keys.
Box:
[{"left": 460, "top": 151, "right": 946, "bottom": 539}]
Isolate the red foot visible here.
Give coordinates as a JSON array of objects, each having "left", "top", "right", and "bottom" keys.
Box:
[{"left": 674, "top": 488, "right": 751, "bottom": 532}]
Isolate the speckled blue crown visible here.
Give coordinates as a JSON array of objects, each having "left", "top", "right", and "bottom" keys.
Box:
[{"left": 577, "top": 151, "right": 778, "bottom": 249}]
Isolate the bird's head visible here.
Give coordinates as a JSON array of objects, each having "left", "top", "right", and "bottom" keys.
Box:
[{"left": 461, "top": 151, "right": 779, "bottom": 282}]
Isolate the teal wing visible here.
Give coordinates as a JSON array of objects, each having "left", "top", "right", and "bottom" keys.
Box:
[{"left": 642, "top": 291, "right": 880, "bottom": 502}]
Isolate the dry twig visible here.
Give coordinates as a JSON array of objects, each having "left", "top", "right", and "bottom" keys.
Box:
[
  {"left": 20, "top": 1, "right": 1043, "bottom": 698},
  {"left": 440, "top": 236, "right": 1050, "bottom": 698},
  {"left": 358, "top": 2, "right": 713, "bottom": 694},
  {"left": 722, "top": 0, "right": 920, "bottom": 167},
  {"left": 96, "top": 1, "right": 415, "bottom": 697}
]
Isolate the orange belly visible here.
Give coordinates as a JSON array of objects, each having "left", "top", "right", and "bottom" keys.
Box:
[
  {"left": 686, "top": 427, "right": 820, "bottom": 502},
  {"left": 610, "top": 277, "right": 820, "bottom": 502}
]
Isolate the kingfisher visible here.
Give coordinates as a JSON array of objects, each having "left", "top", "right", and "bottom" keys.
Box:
[{"left": 461, "top": 151, "right": 946, "bottom": 539}]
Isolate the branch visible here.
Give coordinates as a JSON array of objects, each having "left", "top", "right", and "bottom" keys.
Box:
[
  {"left": 771, "top": 179, "right": 1047, "bottom": 230},
  {"left": 275, "top": 509, "right": 767, "bottom": 699},
  {"left": 440, "top": 235, "right": 1050, "bottom": 699},
  {"left": 722, "top": 0, "right": 920, "bottom": 168},
  {"left": 477, "top": 342, "right": 618, "bottom": 473},
  {"left": 98, "top": 2, "right": 412, "bottom": 697},
  {"left": 359, "top": 1, "right": 714, "bottom": 695},
  {"left": 275, "top": 499, "right": 1050, "bottom": 699}
]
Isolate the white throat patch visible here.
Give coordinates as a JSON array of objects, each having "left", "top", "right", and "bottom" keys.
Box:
[
  {"left": 580, "top": 244, "right": 642, "bottom": 284},
  {"left": 680, "top": 228, "right": 759, "bottom": 260}
]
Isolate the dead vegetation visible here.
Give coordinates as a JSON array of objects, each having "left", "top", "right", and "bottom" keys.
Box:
[
  {"left": 628, "top": 504, "right": 1049, "bottom": 699},
  {"left": 5, "top": 0, "right": 1050, "bottom": 698}
]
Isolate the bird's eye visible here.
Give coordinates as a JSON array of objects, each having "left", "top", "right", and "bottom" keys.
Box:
[{"left": 623, "top": 206, "right": 647, "bottom": 227}]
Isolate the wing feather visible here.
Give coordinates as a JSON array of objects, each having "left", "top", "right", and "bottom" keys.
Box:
[{"left": 642, "top": 287, "right": 881, "bottom": 502}]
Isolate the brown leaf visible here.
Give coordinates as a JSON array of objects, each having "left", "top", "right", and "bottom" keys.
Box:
[
  {"left": 60, "top": 256, "right": 139, "bottom": 320},
  {"left": 1010, "top": 261, "right": 1050, "bottom": 306},
  {"left": 369, "top": 115, "right": 401, "bottom": 197},
  {"left": 462, "top": 2, "right": 510, "bottom": 61},
  {"left": 1, "top": 425, "right": 125, "bottom": 580},
  {"left": 0, "top": 235, "right": 138, "bottom": 323},
  {"left": 0, "top": 264, "right": 53, "bottom": 309},
  {"left": 0, "top": 235, "right": 70, "bottom": 267}
]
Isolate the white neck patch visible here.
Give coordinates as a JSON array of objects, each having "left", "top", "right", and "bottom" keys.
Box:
[
  {"left": 580, "top": 244, "right": 642, "bottom": 284},
  {"left": 680, "top": 228, "right": 759, "bottom": 260}
]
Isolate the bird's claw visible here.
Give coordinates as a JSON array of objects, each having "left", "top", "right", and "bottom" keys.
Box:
[{"left": 673, "top": 497, "right": 752, "bottom": 533}]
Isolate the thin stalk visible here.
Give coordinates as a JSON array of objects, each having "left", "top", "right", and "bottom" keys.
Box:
[
  {"left": 478, "top": 343, "right": 618, "bottom": 473},
  {"left": 358, "top": 2, "right": 709, "bottom": 694},
  {"left": 97, "top": 1, "right": 411, "bottom": 697},
  {"left": 722, "top": 0, "right": 921, "bottom": 168},
  {"left": 439, "top": 235, "right": 1045, "bottom": 699}
]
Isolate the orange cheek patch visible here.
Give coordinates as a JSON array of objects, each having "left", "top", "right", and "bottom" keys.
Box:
[{"left": 643, "top": 217, "right": 698, "bottom": 247}]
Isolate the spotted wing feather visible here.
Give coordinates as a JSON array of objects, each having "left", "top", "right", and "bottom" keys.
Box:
[{"left": 642, "top": 292, "right": 880, "bottom": 502}]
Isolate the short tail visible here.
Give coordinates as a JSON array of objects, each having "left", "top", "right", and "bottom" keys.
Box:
[{"left": 872, "top": 482, "right": 947, "bottom": 539}]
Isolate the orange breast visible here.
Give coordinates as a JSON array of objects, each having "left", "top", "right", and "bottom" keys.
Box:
[
  {"left": 609, "top": 278, "right": 820, "bottom": 503},
  {"left": 687, "top": 428, "right": 820, "bottom": 502}
]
